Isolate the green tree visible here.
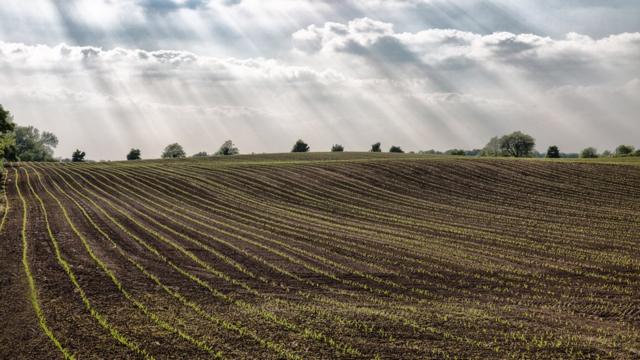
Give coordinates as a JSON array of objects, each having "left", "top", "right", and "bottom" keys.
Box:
[
  {"left": 331, "top": 144, "right": 344, "bottom": 152},
  {"left": 126, "top": 148, "right": 141, "bottom": 160},
  {"left": 216, "top": 140, "right": 239, "bottom": 155},
  {"left": 0, "top": 135, "right": 13, "bottom": 160},
  {"left": 481, "top": 136, "right": 502, "bottom": 157},
  {"left": 0, "top": 105, "right": 14, "bottom": 185},
  {"left": 7, "top": 125, "right": 59, "bottom": 161},
  {"left": 634, "top": 149, "right": 640, "bottom": 157},
  {"left": 546, "top": 145, "right": 560, "bottom": 158},
  {"left": 370, "top": 142, "right": 382, "bottom": 152},
  {"left": 0, "top": 105, "right": 14, "bottom": 134},
  {"left": 580, "top": 147, "right": 598, "bottom": 158},
  {"left": 291, "top": 139, "right": 310, "bottom": 153},
  {"left": 192, "top": 151, "right": 208, "bottom": 157},
  {"left": 389, "top": 145, "right": 404, "bottom": 153},
  {"left": 0, "top": 105, "right": 15, "bottom": 158},
  {"left": 615, "top": 144, "right": 635, "bottom": 156},
  {"left": 162, "top": 143, "right": 186, "bottom": 159},
  {"left": 72, "top": 149, "right": 86, "bottom": 162},
  {"left": 498, "top": 131, "right": 535, "bottom": 157}
]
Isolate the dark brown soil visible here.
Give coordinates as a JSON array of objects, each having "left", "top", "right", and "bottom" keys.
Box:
[{"left": 1, "top": 157, "right": 639, "bottom": 359}]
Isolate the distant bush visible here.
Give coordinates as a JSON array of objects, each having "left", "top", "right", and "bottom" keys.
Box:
[
  {"left": 580, "top": 147, "right": 598, "bottom": 158},
  {"left": 445, "top": 149, "right": 465, "bottom": 156},
  {"left": 634, "top": 149, "right": 640, "bottom": 157},
  {"left": 615, "top": 144, "right": 635, "bottom": 156},
  {"left": 389, "top": 146, "right": 404, "bottom": 153},
  {"left": 419, "top": 149, "right": 480, "bottom": 156},
  {"left": 370, "top": 142, "right": 382, "bottom": 152},
  {"left": 560, "top": 153, "right": 579, "bottom": 159},
  {"left": 291, "top": 139, "right": 310, "bottom": 153},
  {"left": 72, "top": 149, "right": 86, "bottom": 162},
  {"left": 331, "top": 144, "right": 344, "bottom": 152},
  {"left": 546, "top": 145, "right": 560, "bottom": 158},
  {"left": 420, "top": 149, "right": 443, "bottom": 155},
  {"left": 162, "top": 143, "right": 186, "bottom": 159},
  {"left": 126, "top": 148, "right": 141, "bottom": 160},
  {"left": 601, "top": 150, "right": 612, "bottom": 157},
  {"left": 216, "top": 140, "right": 239, "bottom": 156},
  {"left": 192, "top": 151, "right": 208, "bottom": 157}
]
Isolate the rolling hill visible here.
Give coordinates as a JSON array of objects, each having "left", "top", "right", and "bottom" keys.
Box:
[{"left": 1, "top": 154, "right": 639, "bottom": 359}]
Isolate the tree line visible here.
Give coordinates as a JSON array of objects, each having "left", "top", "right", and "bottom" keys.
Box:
[
  {"left": 158, "top": 140, "right": 240, "bottom": 160},
  {"left": 476, "top": 131, "right": 640, "bottom": 159},
  {"left": 1, "top": 104, "right": 638, "bottom": 165}
]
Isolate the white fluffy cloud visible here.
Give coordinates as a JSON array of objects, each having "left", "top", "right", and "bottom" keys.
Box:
[
  {"left": 294, "top": 18, "right": 640, "bottom": 84},
  {"left": 0, "top": 42, "right": 344, "bottom": 83}
]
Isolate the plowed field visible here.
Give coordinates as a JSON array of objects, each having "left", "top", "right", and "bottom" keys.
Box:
[{"left": 1, "top": 154, "right": 639, "bottom": 359}]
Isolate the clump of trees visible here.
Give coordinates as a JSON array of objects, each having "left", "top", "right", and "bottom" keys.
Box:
[
  {"left": 127, "top": 148, "right": 141, "bottom": 161},
  {"left": 0, "top": 105, "right": 15, "bottom": 166},
  {"left": 481, "top": 137, "right": 502, "bottom": 157},
  {"left": 192, "top": 151, "right": 208, "bottom": 157},
  {"left": 291, "top": 139, "right": 310, "bottom": 153},
  {"left": 421, "top": 149, "right": 481, "bottom": 156},
  {"left": 331, "top": 144, "right": 344, "bottom": 152},
  {"left": 445, "top": 149, "right": 466, "bottom": 156},
  {"left": 162, "top": 143, "right": 186, "bottom": 159},
  {"left": 481, "top": 131, "right": 536, "bottom": 157},
  {"left": 0, "top": 105, "right": 14, "bottom": 185},
  {"left": 4, "top": 125, "right": 59, "bottom": 162},
  {"left": 216, "top": 140, "right": 239, "bottom": 156},
  {"left": 72, "top": 149, "right": 86, "bottom": 162},
  {"left": 500, "top": 131, "right": 535, "bottom": 157},
  {"left": 389, "top": 145, "right": 404, "bottom": 153},
  {"left": 370, "top": 142, "right": 382, "bottom": 152},
  {"left": 581, "top": 147, "right": 598, "bottom": 158},
  {"left": 1, "top": 105, "right": 62, "bottom": 163},
  {"left": 615, "top": 145, "right": 635, "bottom": 156},
  {"left": 546, "top": 145, "right": 560, "bottom": 158},
  {"left": 587, "top": 145, "right": 640, "bottom": 158}
]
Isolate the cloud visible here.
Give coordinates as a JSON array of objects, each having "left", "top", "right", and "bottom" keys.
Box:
[
  {"left": 294, "top": 17, "right": 640, "bottom": 64},
  {"left": 293, "top": 18, "right": 640, "bottom": 87},
  {"left": 135, "top": 0, "right": 241, "bottom": 14},
  {"left": 136, "top": 0, "right": 211, "bottom": 13},
  {"left": 3, "top": 1, "right": 640, "bottom": 61},
  {"left": 0, "top": 42, "right": 344, "bottom": 84}
]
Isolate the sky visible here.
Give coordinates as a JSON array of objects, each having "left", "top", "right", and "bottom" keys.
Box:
[{"left": 0, "top": 0, "right": 639, "bottom": 160}]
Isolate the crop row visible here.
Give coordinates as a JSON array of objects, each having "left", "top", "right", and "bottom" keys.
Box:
[{"left": 34, "top": 164, "right": 365, "bottom": 358}]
